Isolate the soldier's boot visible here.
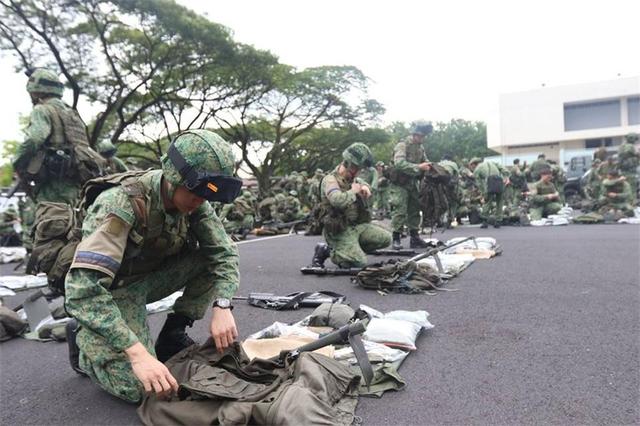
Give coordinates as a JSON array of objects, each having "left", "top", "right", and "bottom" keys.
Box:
[
  {"left": 155, "top": 313, "right": 196, "bottom": 363},
  {"left": 480, "top": 222, "right": 488, "bottom": 228},
  {"left": 409, "top": 230, "right": 430, "bottom": 249},
  {"left": 392, "top": 232, "right": 403, "bottom": 250},
  {"left": 65, "top": 319, "right": 87, "bottom": 376},
  {"left": 310, "top": 243, "right": 330, "bottom": 268}
]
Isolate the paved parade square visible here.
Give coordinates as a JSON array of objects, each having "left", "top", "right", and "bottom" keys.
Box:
[{"left": 1, "top": 224, "right": 638, "bottom": 425}]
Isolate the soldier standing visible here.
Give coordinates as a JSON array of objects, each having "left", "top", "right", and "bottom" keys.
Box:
[
  {"left": 617, "top": 133, "right": 639, "bottom": 203},
  {"left": 310, "top": 143, "right": 391, "bottom": 268},
  {"left": 470, "top": 158, "right": 509, "bottom": 228},
  {"left": 12, "top": 69, "right": 103, "bottom": 206},
  {"left": 388, "top": 122, "right": 433, "bottom": 249},
  {"left": 64, "top": 129, "right": 242, "bottom": 403}
]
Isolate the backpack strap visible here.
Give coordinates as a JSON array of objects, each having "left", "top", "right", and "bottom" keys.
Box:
[{"left": 121, "top": 180, "right": 148, "bottom": 231}]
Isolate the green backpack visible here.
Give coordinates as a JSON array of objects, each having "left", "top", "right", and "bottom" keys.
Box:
[
  {"left": 26, "top": 170, "right": 149, "bottom": 295},
  {"left": 353, "top": 260, "right": 442, "bottom": 294}
]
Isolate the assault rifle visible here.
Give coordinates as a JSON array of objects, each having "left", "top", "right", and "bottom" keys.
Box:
[
  {"left": 233, "top": 291, "right": 346, "bottom": 310},
  {"left": 269, "top": 320, "right": 373, "bottom": 387},
  {"left": 260, "top": 215, "right": 309, "bottom": 234},
  {"left": 300, "top": 266, "right": 362, "bottom": 276}
]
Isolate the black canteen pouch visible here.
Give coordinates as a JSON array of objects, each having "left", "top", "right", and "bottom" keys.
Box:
[{"left": 487, "top": 175, "right": 504, "bottom": 194}]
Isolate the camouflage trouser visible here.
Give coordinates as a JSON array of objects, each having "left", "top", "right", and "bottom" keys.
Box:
[
  {"left": 324, "top": 223, "right": 391, "bottom": 268},
  {"left": 224, "top": 215, "right": 255, "bottom": 234},
  {"left": 389, "top": 183, "right": 421, "bottom": 232},
  {"left": 529, "top": 201, "right": 562, "bottom": 220},
  {"left": 374, "top": 187, "right": 390, "bottom": 212},
  {"left": 480, "top": 192, "right": 504, "bottom": 223},
  {"left": 622, "top": 172, "right": 637, "bottom": 204},
  {"left": 78, "top": 251, "right": 217, "bottom": 403}
]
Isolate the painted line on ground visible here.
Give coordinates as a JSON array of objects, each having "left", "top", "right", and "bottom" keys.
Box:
[{"left": 236, "top": 234, "right": 294, "bottom": 245}]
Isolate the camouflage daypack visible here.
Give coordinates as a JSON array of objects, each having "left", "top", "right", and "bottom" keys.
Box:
[
  {"left": 27, "top": 170, "right": 149, "bottom": 294},
  {"left": 353, "top": 260, "right": 442, "bottom": 294},
  {"left": 419, "top": 164, "right": 451, "bottom": 229}
]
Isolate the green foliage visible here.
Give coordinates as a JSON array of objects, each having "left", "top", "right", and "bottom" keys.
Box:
[
  {"left": 425, "top": 119, "right": 496, "bottom": 162},
  {"left": 273, "top": 126, "right": 390, "bottom": 174},
  {"left": 0, "top": 140, "right": 19, "bottom": 187}
]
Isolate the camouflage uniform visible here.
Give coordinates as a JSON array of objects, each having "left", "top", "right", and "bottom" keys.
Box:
[
  {"left": 13, "top": 70, "right": 90, "bottom": 205},
  {"left": 321, "top": 167, "right": 391, "bottom": 268},
  {"left": 307, "top": 169, "right": 325, "bottom": 206},
  {"left": 529, "top": 180, "right": 562, "bottom": 220},
  {"left": 598, "top": 177, "right": 634, "bottom": 217},
  {"left": 438, "top": 159, "right": 461, "bottom": 221},
  {"left": 0, "top": 206, "right": 20, "bottom": 246},
  {"left": 98, "top": 141, "right": 129, "bottom": 174},
  {"left": 220, "top": 191, "right": 256, "bottom": 235},
  {"left": 65, "top": 131, "right": 240, "bottom": 403},
  {"left": 617, "top": 134, "right": 639, "bottom": 203},
  {"left": 473, "top": 160, "right": 507, "bottom": 224},
  {"left": 527, "top": 157, "right": 550, "bottom": 182},
  {"left": 389, "top": 137, "right": 427, "bottom": 233}
]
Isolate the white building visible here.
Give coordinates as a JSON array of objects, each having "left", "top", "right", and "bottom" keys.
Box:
[{"left": 487, "top": 76, "right": 640, "bottom": 168}]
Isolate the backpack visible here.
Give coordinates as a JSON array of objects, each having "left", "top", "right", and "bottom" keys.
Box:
[
  {"left": 419, "top": 164, "right": 451, "bottom": 229},
  {"left": 26, "top": 170, "right": 149, "bottom": 295},
  {"left": 353, "top": 260, "right": 442, "bottom": 294},
  {"left": 486, "top": 175, "right": 505, "bottom": 194}
]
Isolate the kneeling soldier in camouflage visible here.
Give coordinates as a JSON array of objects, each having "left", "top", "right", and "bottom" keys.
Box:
[
  {"left": 65, "top": 129, "right": 241, "bottom": 403},
  {"left": 311, "top": 143, "right": 391, "bottom": 268}
]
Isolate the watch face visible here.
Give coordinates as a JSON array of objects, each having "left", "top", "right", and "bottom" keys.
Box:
[{"left": 215, "top": 298, "right": 230, "bottom": 308}]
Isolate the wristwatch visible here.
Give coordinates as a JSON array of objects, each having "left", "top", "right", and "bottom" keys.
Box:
[{"left": 212, "top": 298, "right": 233, "bottom": 310}]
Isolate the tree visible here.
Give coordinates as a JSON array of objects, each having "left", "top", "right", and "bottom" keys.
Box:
[
  {"left": 425, "top": 119, "right": 496, "bottom": 162},
  {"left": 273, "top": 125, "right": 390, "bottom": 174},
  {"left": 216, "top": 65, "right": 384, "bottom": 195},
  {"left": 0, "top": 140, "right": 19, "bottom": 187},
  {"left": 0, "top": 0, "right": 278, "bottom": 155}
]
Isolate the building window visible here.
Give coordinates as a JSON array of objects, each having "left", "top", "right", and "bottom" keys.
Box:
[
  {"left": 629, "top": 97, "right": 640, "bottom": 125},
  {"left": 584, "top": 137, "right": 623, "bottom": 149},
  {"left": 564, "top": 99, "right": 621, "bottom": 131}
]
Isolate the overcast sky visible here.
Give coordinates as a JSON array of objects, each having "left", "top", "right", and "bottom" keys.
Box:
[{"left": 1, "top": 0, "right": 638, "bottom": 146}]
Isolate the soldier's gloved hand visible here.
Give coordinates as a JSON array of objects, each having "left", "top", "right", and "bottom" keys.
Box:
[
  {"left": 126, "top": 342, "right": 179, "bottom": 400},
  {"left": 211, "top": 307, "right": 238, "bottom": 353}
]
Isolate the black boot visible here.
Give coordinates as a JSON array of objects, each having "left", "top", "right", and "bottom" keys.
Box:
[
  {"left": 155, "top": 313, "right": 196, "bottom": 363},
  {"left": 409, "top": 230, "right": 430, "bottom": 248},
  {"left": 66, "top": 319, "right": 87, "bottom": 376},
  {"left": 480, "top": 222, "right": 488, "bottom": 229},
  {"left": 311, "top": 243, "right": 330, "bottom": 267},
  {"left": 392, "top": 232, "right": 403, "bottom": 250}
]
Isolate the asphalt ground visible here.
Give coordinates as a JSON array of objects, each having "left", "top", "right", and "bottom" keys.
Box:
[{"left": 1, "top": 224, "right": 639, "bottom": 425}]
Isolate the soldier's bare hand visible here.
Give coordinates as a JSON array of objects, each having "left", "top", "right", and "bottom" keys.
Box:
[
  {"left": 418, "top": 162, "right": 431, "bottom": 171},
  {"left": 360, "top": 185, "right": 372, "bottom": 199},
  {"left": 126, "top": 342, "right": 178, "bottom": 400},
  {"left": 210, "top": 308, "right": 238, "bottom": 353},
  {"left": 351, "top": 183, "right": 363, "bottom": 193}
]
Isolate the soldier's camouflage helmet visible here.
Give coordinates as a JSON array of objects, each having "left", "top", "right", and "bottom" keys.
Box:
[
  {"left": 97, "top": 140, "right": 117, "bottom": 157},
  {"left": 26, "top": 69, "right": 64, "bottom": 97},
  {"left": 625, "top": 133, "right": 638, "bottom": 143},
  {"left": 376, "top": 161, "right": 385, "bottom": 167},
  {"left": 315, "top": 168, "right": 324, "bottom": 175},
  {"left": 469, "top": 157, "right": 482, "bottom": 165},
  {"left": 410, "top": 121, "right": 433, "bottom": 136},
  {"left": 161, "top": 129, "right": 236, "bottom": 186},
  {"left": 275, "top": 193, "right": 286, "bottom": 202},
  {"left": 242, "top": 190, "right": 252, "bottom": 198},
  {"left": 342, "top": 142, "right": 373, "bottom": 168}
]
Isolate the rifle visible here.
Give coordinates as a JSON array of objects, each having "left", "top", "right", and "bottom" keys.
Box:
[
  {"left": 261, "top": 215, "right": 309, "bottom": 234},
  {"left": 300, "top": 266, "right": 362, "bottom": 276},
  {"left": 1, "top": 179, "right": 23, "bottom": 209},
  {"left": 233, "top": 291, "right": 346, "bottom": 310},
  {"left": 269, "top": 321, "right": 373, "bottom": 387}
]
